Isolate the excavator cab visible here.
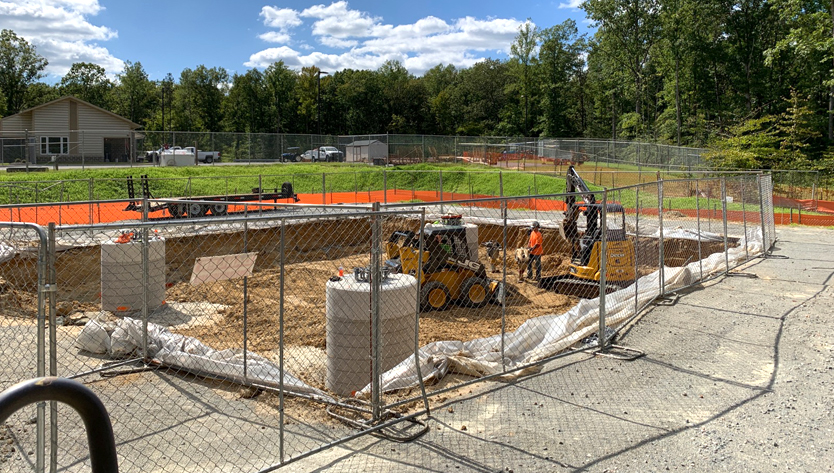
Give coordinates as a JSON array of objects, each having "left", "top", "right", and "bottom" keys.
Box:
[{"left": 541, "top": 166, "right": 636, "bottom": 297}]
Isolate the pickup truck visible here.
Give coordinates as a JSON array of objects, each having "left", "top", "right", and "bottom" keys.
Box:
[
  {"left": 308, "top": 146, "right": 344, "bottom": 162},
  {"left": 184, "top": 147, "right": 221, "bottom": 163},
  {"left": 142, "top": 146, "right": 220, "bottom": 163}
]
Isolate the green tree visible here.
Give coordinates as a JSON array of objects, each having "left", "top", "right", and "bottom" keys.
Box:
[
  {"left": 111, "top": 61, "right": 155, "bottom": 126},
  {"left": 537, "top": 20, "right": 586, "bottom": 137},
  {"left": 264, "top": 61, "right": 298, "bottom": 134},
  {"left": 0, "top": 29, "right": 48, "bottom": 115},
  {"left": 172, "top": 65, "right": 228, "bottom": 131},
  {"left": 60, "top": 62, "right": 112, "bottom": 108},
  {"left": 510, "top": 20, "right": 539, "bottom": 136},
  {"left": 584, "top": 0, "right": 661, "bottom": 130}
]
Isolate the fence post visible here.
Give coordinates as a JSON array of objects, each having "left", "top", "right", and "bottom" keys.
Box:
[
  {"left": 657, "top": 179, "right": 665, "bottom": 297},
  {"left": 383, "top": 170, "right": 387, "bottom": 205},
  {"left": 501, "top": 196, "right": 508, "bottom": 372},
  {"left": 81, "top": 131, "right": 85, "bottom": 170},
  {"left": 758, "top": 173, "right": 768, "bottom": 256},
  {"left": 597, "top": 189, "right": 609, "bottom": 352},
  {"left": 741, "top": 177, "right": 749, "bottom": 261},
  {"left": 278, "top": 218, "right": 286, "bottom": 462},
  {"left": 721, "top": 177, "right": 730, "bottom": 274},
  {"left": 633, "top": 187, "right": 640, "bottom": 318},
  {"left": 141, "top": 226, "right": 150, "bottom": 361},
  {"left": 47, "top": 222, "right": 58, "bottom": 472},
  {"left": 243, "top": 220, "right": 249, "bottom": 381},
  {"left": 413, "top": 210, "right": 430, "bottom": 412},
  {"left": 36, "top": 223, "right": 47, "bottom": 473},
  {"left": 696, "top": 179, "right": 703, "bottom": 280},
  {"left": 370, "top": 202, "right": 382, "bottom": 420},
  {"left": 322, "top": 173, "right": 326, "bottom": 205}
]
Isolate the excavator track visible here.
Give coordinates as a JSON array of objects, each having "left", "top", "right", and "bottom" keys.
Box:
[{"left": 538, "top": 275, "right": 623, "bottom": 298}]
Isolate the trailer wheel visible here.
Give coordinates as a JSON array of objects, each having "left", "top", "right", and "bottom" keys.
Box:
[
  {"left": 168, "top": 203, "right": 185, "bottom": 218},
  {"left": 188, "top": 203, "right": 208, "bottom": 218},
  {"left": 209, "top": 203, "right": 228, "bottom": 216},
  {"left": 295, "top": 154, "right": 302, "bottom": 162}
]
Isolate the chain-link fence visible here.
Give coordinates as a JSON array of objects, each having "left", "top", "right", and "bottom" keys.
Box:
[{"left": 1, "top": 173, "right": 774, "bottom": 472}]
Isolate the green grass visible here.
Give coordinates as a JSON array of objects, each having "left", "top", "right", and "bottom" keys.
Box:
[
  {"left": 0, "top": 163, "right": 573, "bottom": 204},
  {"left": 0, "top": 162, "right": 795, "bottom": 217}
]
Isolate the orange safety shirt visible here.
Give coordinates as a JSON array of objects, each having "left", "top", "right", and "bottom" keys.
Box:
[{"left": 529, "top": 230, "right": 543, "bottom": 255}]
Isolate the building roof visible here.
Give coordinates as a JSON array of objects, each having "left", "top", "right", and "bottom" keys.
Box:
[
  {"left": 346, "top": 140, "right": 384, "bottom": 146},
  {"left": 0, "top": 96, "right": 141, "bottom": 129}
]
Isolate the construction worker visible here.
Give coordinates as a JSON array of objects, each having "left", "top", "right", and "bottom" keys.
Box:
[{"left": 527, "top": 221, "right": 543, "bottom": 281}]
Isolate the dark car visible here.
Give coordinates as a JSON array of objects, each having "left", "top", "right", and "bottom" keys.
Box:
[{"left": 280, "top": 147, "right": 302, "bottom": 162}]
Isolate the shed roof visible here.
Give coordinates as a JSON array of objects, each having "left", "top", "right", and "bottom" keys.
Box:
[{"left": 346, "top": 140, "right": 384, "bottom": 146}]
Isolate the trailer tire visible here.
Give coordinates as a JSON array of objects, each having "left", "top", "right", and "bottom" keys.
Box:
[
  {"left": 188, "top": 203, "right": 208, "bottom": 218},
  {"left": 168, "top": 203, "right": 185, "bottom": 218},
  {"left": 209, "top": 203, "right": 228, "bottom": 216}
]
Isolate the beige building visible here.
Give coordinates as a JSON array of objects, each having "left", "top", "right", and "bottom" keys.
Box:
[{"left": 0, "top": 96, "right": 141, "bottom": 164}]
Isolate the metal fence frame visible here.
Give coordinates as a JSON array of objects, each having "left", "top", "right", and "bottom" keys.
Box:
[{"left": 0, "top": 173, "right": 775, "bottom": 472}]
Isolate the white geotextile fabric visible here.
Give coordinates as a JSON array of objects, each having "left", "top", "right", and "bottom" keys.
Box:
[
  {"left": 357, "top": 226, "right": 764, "bottom": 397},
  {"left": 76, "top": 317, "right": 333, "bottom": 401}
]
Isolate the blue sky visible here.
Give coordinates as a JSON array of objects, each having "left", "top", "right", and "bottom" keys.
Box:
[{"left": 0, "top": 0, "right": 589, "bottom": 81}]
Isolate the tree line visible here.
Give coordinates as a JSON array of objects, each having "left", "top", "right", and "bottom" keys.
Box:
[{"left": 1, "top": 0, "right": 833, "bottom": 171}]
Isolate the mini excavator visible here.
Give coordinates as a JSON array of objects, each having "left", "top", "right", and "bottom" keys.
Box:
[{"left": 538, "top": 166, "right": 635, "bottom": 297}]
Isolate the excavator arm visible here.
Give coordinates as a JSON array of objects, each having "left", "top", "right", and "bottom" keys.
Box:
[{"left": 562, "top": 166, "right": 598, "bottom": 260}]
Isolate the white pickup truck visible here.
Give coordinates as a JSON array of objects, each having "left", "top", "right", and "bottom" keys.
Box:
[
  {"left": 184, "top": 147, "right": 221, "bottom": 163},
  {"left": 307, "top": 146, "right": 344, "bottom": 162},
  {"left": 144, "top": 146, "right": 220, "bottom": 164}
]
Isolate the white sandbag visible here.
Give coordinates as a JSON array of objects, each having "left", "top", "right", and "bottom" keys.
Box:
[{"left": 75, "top": 318, "right": 111, "bottom": 354}]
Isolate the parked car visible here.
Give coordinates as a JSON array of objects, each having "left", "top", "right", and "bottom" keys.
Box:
[
  {"left": 280, "top": 147, "right": 302, "bottom": 162},
  {"left": 310, "top": 146, "right": 344, "bottom": 162}
]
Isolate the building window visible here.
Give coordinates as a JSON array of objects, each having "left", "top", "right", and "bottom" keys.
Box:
[{"left": 40, "top": 136, "right": 68, "bottom": 155}]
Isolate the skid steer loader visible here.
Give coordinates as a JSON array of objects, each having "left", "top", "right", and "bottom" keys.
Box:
[{"left": 386, "top": 216, "right": 504, "bottom": 311}]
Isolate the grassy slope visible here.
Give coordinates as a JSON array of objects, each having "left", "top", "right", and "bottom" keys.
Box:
[{"left": 0, "top": 162, "right": 801, "bottom": 214}]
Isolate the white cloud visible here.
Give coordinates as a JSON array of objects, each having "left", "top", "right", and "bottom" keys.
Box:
[
  {"left": 260, "top": 6, "right": 301, "bottom": 29},
  {"left": 259, "top": 31, "right": 291, "bottom": 43},
  {"left": 0, "top": 0, "right": 122, "bottom": 77},
  {"left": 250, "top": 2, "right": 527, "bottom": 75},
  {"left": 558, "top": 0, "right": 583, "bottom": 8}
]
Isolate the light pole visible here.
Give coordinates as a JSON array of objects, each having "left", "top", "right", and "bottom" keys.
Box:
[
  {"left": 317, "top": 70, "right": 329, "bottom": 135},
  {"left": 523, "top": 94, "right": 528, "bottom": 138}
]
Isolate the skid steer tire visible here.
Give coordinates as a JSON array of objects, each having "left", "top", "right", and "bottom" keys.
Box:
[
  {"left": 459, "top": 277, "right": 489, "bottom": 308},
  {"left": 421, "top": 281, "right": 451, "bottom": 311}
]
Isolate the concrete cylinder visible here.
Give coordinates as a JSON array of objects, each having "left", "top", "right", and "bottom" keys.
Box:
[
  {"left": 101, "top": 238, "right": 165, "bottom": 313},
  {"left": 325, "top": 273, "right": 418, "bottom": 396}
]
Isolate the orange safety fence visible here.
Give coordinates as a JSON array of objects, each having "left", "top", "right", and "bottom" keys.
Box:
[
  {"left": 773, "top": 195, "right": 834, "bottom": 214},
  {"left": 0, "top": 190, "right": 831, "bottom": 226}
]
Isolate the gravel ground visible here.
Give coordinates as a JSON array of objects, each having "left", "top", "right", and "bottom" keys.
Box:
[{"left": 280, "top": 225, "right": 834, "bottom": 472}]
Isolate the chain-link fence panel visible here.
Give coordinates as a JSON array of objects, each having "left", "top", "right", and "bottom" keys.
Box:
[{"left": 0, "top": 223, "right": 48, "bottom": 472}]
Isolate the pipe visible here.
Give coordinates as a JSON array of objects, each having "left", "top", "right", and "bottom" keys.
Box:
[{"left": 0, "top": 377, "right": 118, "bottom": 473}]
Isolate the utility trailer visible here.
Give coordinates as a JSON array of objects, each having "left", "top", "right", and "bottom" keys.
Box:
[{"left": 125, "top": 175, "right": 299, "bottom": 218}]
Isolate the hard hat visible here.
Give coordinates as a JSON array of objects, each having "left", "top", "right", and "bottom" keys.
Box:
[{"left": 531, "top": 221, "right": 540, "bottom": 228}]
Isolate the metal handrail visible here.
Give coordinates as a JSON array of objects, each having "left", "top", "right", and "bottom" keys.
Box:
[{"left": 0, "top": 377, "right": 118, "bottom": 473}]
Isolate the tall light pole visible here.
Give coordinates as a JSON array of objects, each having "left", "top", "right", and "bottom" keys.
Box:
[{"left": 317, "top": 70, "right": 329, "bottom": 135}]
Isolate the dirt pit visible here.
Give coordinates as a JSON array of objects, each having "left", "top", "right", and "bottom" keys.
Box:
[{"left": 0, "top": 216, "right": 734, "bottom": 401}]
